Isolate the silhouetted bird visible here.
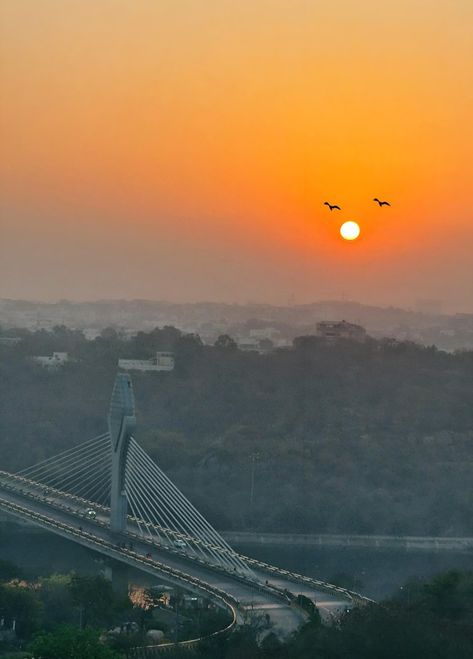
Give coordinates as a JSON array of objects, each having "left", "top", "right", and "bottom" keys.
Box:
[
  {"left": 324, "top": 202, "right": 341, "bottom": 211},
  {"left": 373, "top": 198, "right": 391, "bottom": 207}
]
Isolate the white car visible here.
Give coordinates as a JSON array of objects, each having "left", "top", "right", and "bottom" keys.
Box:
[
  {"left": 86, "top": 509, "right": 97, "bottom": 519},
  {"left": 173, "top": 539, "right": 186, "bottom": 549}
]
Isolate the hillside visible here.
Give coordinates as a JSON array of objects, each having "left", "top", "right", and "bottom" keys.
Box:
[{"left": 1, "top": 327, "right": 473, "bottom": 535}]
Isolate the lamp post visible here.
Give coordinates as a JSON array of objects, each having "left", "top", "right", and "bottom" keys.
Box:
[{"left": 249, "top": 452, "right": 260, "bottom": 512}]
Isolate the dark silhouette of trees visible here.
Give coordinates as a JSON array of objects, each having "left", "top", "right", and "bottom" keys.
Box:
[{"left": 214, "top": 335, "right": 238, "bottom": 350}]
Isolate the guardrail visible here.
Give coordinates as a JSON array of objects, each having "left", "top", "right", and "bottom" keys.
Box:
[
  {"left": 129, "top": 605, "right": 237, "bottom": 657},
  {"left": 0, "top": 474, "right": 373, "bottom": 609},
  {"left": 0, "top": 473, "right": 374, "bottom": 658},
  {"left": 0, "top": 472, "right": 250, "bottom": 565},
  {"left": 0, "top": 495, "right": 239, "bottom": 650},
  {"left": 0, "top": 474, "right": 295, "bottom": 604},
  {"left": 239, "top": 553, "right": 374, "bottom": 606}
]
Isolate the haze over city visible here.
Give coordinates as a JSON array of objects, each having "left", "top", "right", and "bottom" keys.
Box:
[{"left": 1, "top": 1, "right": 472, "bottom": 309}]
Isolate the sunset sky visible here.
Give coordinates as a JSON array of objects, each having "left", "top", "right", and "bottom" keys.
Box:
[{"left": 1, "top": 1, "right": 472, "bottom": 309}]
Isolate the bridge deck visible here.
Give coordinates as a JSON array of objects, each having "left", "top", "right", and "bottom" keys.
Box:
[{"left": 0, "top": 477, "right": 350, "bottom": 636}]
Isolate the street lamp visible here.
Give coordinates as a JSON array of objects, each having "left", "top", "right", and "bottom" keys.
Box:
[{"left": 249, "top": 452, "right": 260, "bottom": 512}]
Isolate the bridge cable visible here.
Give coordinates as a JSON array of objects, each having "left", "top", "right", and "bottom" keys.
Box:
[{"left": 130, "top": 439, "right": 248, "bottom": 570}]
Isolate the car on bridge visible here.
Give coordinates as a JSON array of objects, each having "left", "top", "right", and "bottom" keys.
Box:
[{"left": 174, "top": 539, "right": 186, "bottom": 549}]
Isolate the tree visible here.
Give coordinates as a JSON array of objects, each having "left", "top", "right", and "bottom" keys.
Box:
[
  {"left": 67, "top": 575, "right": 124, "bottom": 629},
  {"left": 37, "top": 574, "right": 76, "bottom": 629},
  {"left": 214, "top": 335, "right": 238, "bottom": 350},
  {"left": 29, "top": 626, "right": 121, "bottom": 659},
  {"left": 295, "top": 594, "right": 321, "bottom": 624},
  {"left": 0, "top": 583, "right": 43, "bottom": 639}
]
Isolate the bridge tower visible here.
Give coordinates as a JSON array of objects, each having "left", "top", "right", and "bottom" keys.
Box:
[{"left": 108, "top": 373, "right": 136, "bottom": 533}]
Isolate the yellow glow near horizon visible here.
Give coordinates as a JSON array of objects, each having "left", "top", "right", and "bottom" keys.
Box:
[
  {"left": 0, "top": 1, "right": 472, "bottom": 305},
  {"left": 340, "top": 222, "right": 361, "bottom": 241}
]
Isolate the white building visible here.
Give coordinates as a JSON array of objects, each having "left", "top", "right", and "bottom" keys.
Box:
[
  {"left": 316, "top": 320, "right": 366, "bottom": 341},
  {"left": 33, "top": 352, "right": 69, "bottom": 369},
  {"left": 0, "top": 337, "right": 21, "bottom": 347},
  {"left": 274, "top": 338, "right": 291, "bottom": 349},
  {"left": 83, "top": 328, "right": 101, "bottom": 340},
  {"left": 237, "top": 338, "right": 277, "bottom": 354},
  {"left": 249, "top": 327, "right": 280, "bottom": 341},
  {"left": 237, "top": 338, "right": 261, "bottom": 352},
  {"left": 118, "top": 351, "right": 174, "bottom": 372}
]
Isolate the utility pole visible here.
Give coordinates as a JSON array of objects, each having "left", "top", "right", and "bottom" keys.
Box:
[
  {"left": 249, "top": 452, "right": 260, "bottom": 512},
  {"left": 174, "top": 597, "right": 179, "bottom": 644}
]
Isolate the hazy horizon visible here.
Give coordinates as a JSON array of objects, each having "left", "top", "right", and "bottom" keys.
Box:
[
  {"left": 1, "top": 295, "right": 470, "bottom": 318},
  {"left": 1, "top": 1, "right": 472, "bottom": 311}
]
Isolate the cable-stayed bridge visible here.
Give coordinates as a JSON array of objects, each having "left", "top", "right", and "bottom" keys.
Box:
[{"left": 0, "top": 374, "right": 364, "bottom": 637}]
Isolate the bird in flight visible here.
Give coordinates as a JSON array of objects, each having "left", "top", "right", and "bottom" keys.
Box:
[
  {"left": 373, "top": 198, "right": 391, "bottom": 207},
  {"left": 324, "top": 202, "right": 341, "bottom": 211}
]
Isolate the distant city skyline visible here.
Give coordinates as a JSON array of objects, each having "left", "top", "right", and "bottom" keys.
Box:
[{"left": 2, "top": 295, "right": 473, "bottom": 352}]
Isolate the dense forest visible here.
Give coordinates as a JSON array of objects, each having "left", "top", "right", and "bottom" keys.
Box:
[{"left": 1, "top": 326, "right": 473, "bottom": 536}]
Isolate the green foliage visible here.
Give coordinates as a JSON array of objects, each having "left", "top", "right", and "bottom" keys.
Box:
[
  {"left": 406, "top": 570, "right": 473, "bottom": 620},
  {"left": 294, "top": 594, "right": 320, "bottom": 623},
  {"left": 0, "top": 583, "right": 43, "bottom": 638},
  {"left": 165, "top": 572, "right": 473, "bottom": 659},
  {"left": 67, "top": 575, "right": 130, "bottom": 629},
  {"left": 1, "top": 568, "right": 472, "bottom": 659},
  {"left": 3, "top": 328, "right": 473, "bottom": 535},
  {"left": 28, "top": 626, "right": 121, "bottom": 659},
  {"left": 36, "top": 574, "right": 76, "bottom": 630}
]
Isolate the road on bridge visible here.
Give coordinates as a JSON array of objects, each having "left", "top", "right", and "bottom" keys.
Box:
[{"left": 0, "top": 478, "right": 350, "bottom": 636}]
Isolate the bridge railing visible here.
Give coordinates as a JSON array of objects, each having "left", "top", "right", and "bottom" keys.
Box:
[
  {"left": 0, "top": 487, "right": 297, "bottom": 612},
  {"left": 0, "top": 473, "right": 372, "bottom": 609},
  {"left": 0, "top": 472, "right": 249, "bottom": 571},
  {"left": 0, "top": 474, "right": 236, "bottom": 577},
  {"left": 0, "top": 473, "right": 299, "bottom": 603},
  {"left": 240, "top": 553, "right": 374, "bottom": 606},
  {"left": 0, "top": 495, "right": 239, "bottom": 626},
  {"left": 128, "top": 604, "right": 237, "bottom": 658}
]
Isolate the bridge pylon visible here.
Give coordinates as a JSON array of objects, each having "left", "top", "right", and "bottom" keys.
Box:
[{"left": 108, "top": 373, "right": 136, "bottom": 533}]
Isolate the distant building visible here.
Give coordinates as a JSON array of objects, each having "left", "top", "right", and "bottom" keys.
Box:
[
  {"left": 249, "top": 327, "right": 280, "bottom": 341},
  {"left": 274, "top": 338, "right": 291, "bottom": 349},
  {"left": 33, "top": 352, "right": 69, "bottom": 369},
  {"left": 237, "top": 338, "right": 275, "bottom": 353},
  {"left": 83, "top": 328, "right": 101, "bottom": 340},
  {"left": 155, "top": 351, "right": 174, "bottom": 369},
  {"left": 118, "top": 351, "right": 174, "bottom": 372},
  {"left": 237, "top": 338, "right": 260, "bottom": 352},
  {"left": 316, "top": 320, "right": 366, "bottom": 341},
  {"left": 0, "top": 337, "right": 21, "bottom": 346}
]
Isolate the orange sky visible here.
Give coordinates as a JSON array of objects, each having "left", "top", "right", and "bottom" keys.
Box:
[{"left": 1, "top": 1, "right": 472, "bottom": 309}]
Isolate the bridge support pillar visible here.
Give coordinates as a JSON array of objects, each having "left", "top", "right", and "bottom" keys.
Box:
[
  {"left": 108, "top": 374, "right": 136, "bottom": 534},
  {"left": 103, "top": 561, "right": 129, "bottom": 598}
]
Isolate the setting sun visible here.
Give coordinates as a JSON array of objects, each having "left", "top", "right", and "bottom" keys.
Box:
[{"left": 340, "top": 221, "right": 361, "bottom": 241}]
